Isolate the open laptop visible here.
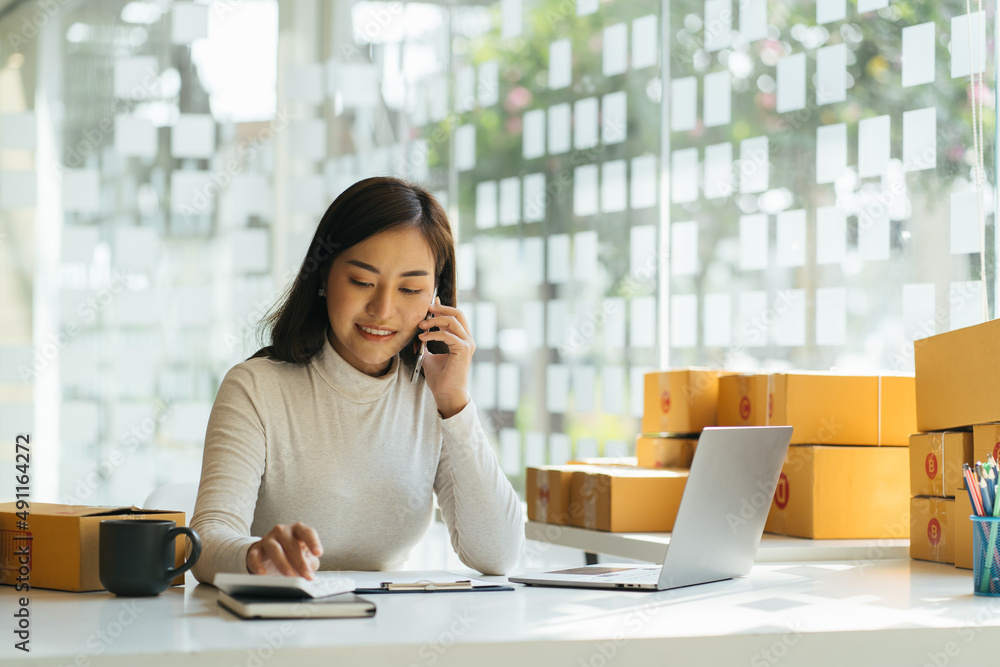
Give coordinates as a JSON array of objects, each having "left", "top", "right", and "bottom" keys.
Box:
[{"left": 509, "top": 426, "right": 793, "bottom": 591}]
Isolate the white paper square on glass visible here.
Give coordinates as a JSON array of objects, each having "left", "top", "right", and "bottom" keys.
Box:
[
  {"left": 671, "top": 221, "right": 699, "bottom": 275},
  {"left": 577, "top": 0, "right": 598, "bottom": 16},
  {"left": 171, "top": 114, "right": 215, "bottom": 160},
  {"left": 524, "top": 432, "right": 545, "bottom": 468},
  {"left": 523, "top": 300, "right": 544, "bottom": 348},
  {"left": 632, "top": 15, "right": 658, "bottom": 69},
  {"left": 62, "top": 170, "right": 101, "bottom": 214},
  {"left": 113, "top": 56, "right": 158, "bottom": 99},
  {"left": 287, "top": 175, "right": 326, "bottom": 215},
  {"left": 115, "top": 116, "right": 158, "bottom": 158},
  {"left": 703, "top": 293, "right": 732, "bottom": 347},
  {"left": 738, "top": 291, "right": 769, "bottom": 348},
  {"left": 113, "top": 226, "right": 159, "bottom": 269},
  {"left": 602, "top": 366, "right": 624, "bottom": 414},
  {"left": 171, "top": 2, "right": 209, "bottom": 43},
  {"left": 479, "top": 61, "right": 499, "bottom": 107},
  {"left": 603, "top": 24, "right": 628, "bottom": 77},
  {"left": 816, "top": 44, "right": 846, "bottom": 105},
  {"left": 603, "top": 298, "right": 626, "bottom": 348},
  {"left": 704, "top": 0, "right": 732, "bottom": 53},
  {"left": 0, "top": 112, "right": 36, "bottom": 150},
  {"left": 858, "top": 115, "right": 890, "bottom": 178},
  {"left": 740, "top": 136, "right": 768, "bottom": 193},
  {"left": 457, "top": 243, "right": 476, "bottom": 291},
  {"left": 704, "top": 70, "right": 732, "bottom": 127},
  {"left": 456, "top": 66, "right": 475, "bottom": 112},
  {"left": 601, "top": 160, "right": 627, "bottom": 213},
  {"left": 602, "top": 91, "right": 627, "bottom": 144},
  {"left": 574, "top": 97, "right": 599, "bottom": 150},
  {"left": 671, "top": 295, "right": 698, "bottom": 348},
  {"left": 671, "top": 148, "right": 699, "bottom": 203},
  {"left": 475, "top": 363, "right": 497, "bottom": 410},
  {"left": 740, "top": 0, "right": 767, "bottom": 43},
  {"left": 548, "top": 234, "right": 570, "bottom": 285},
  {"left": 231, "top": 228, "right": 270, "bottom": 273},
  {"left": 572, "top": 366, "right": 596, "bottom": 413},
  {"left": 630, "top": 296, "right": 656, "bottom": 348},
  {"left": 903, "top": 283, "right": 936, "bottom": 340},
  {"left": 704, "top": 142, "right": 733, "bottom": 199},
  {"left": 671, "top": 77, "right": 697, "bottom": 132},
  {"left": 816, "top": 123, "right": 848, "bottom": 184},
  {"left": 499, "top": 429, "right": 521, "bottom": 475},
  {"left": 573, "top": 232, "right": 599, "bottom": 286},
  {"left": 476, "top": 302, "right": 498, "bottom": 350},
  {"left": 951, "top": 191, "right": 981, "bottom": 254},
  {"left": 523, "top": 109, "right": 545, "bottom": 159},
  {"left": 170, "top": 170, "right": 212, "bottom": 213},
  {"left": 771, "top": 289, "right": 805, "bottom": 348},
  {"left": 499, "top": 177, "right": 520, "bottom": 225},
  {"left": 502, "top": 0, "right": 522, "bottom": 39},
  {"left": 328, "top": 63, "right": 380, "bottom": 108},
  {"left": 858, "top": 205, "right": 890, "bottom": 260},
  {"left": 776, "top": 53, "right": 806, "bottom": 113},
  {"left": 857, "top": 0, "right": 888, "bottom": 12},
  {"left": 455, "top": 124, "right": 476, "bottom": 171},
  {"left": 549, "top": 433, "right": 572, "bottom": 465},
  {"left": 498, "top": 363, "right": 519, "bottom": 411},
  {"left": 573, "top": 164, "right": 599, "bottom": 216},
  {"left": 523, "top": 173, "right": 546, "bottom": 222},
  {"left": 546, "top": 299, "right": 569, "bottom": 349},
  {"left": 739, "top": 214, "right": 769, "bottom": 270},
  {"left": 548, "top": 103, "right": 571, "bottom": 154},
  {"left": 816, "top": 0, "right": 845, "bottom": 25},
  {"left": 952, "top": 12, "right": 986, "bottom": 78},
  {"left": 903, "top": 107, "right": 936, "bottom": 172},
  {"left": 951, "top": 281, "right": 985, "bottom": 330},
  {"left": 631, "top": 155, "right": 658, "bottom": 209},
  {"left": 62, "top": 225, "right": 100, "bottom": 263},
  {"left": 902, "top": 23, "right": 935, "bottom": 88},
  {"left": 476, "top": 180, "right": 498, "bottom": 229},
  {"left": 776, "top": 209, "right": 806, "bottom": 267},
  {"left": 630, "top": 225, "right": 656, "bottom": 277},
  {"left": 286, "top": 63, "right": 324, "bottom": 105},
  {"left": 816, "top": 206, "right": 847, "bottom": 264},
  {"left": 549, "top": 39, "right": 572, "bottom": 89},
  {"left": 815, "top": 287, "right": 847, "bottom": 346}
]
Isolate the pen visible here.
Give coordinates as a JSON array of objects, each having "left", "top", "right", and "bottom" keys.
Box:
[{"left": 981, "top": 479, "right": 994, "bottom": 517}]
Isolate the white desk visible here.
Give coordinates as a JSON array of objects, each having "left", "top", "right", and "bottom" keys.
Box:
[
  {"left": 525, "top": 521, "right": 910, "bottom": 563},
  {"left": 5, "top": 560, "right": 1000, "bottom": 666}
]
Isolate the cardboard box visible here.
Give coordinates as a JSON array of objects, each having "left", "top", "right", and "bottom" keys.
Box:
[
  {"left": 642, "top": 369, "right": 727, "bottom": 434},
  {"left": 914, "top": 318, "right": 1000, "bottom": 431},
  {"left": 569, "top": 468, "right": 688, "bottom": 532},
  {"left": 764, "top": 446, "right": 910, "bottom": 539},
  {"left": 910, "top": 497, "right": 953, "bottom": 564},
  {"left": 972, "top": 423, "right": 1000, "bottom": 466},
  {"left": 909, "top": 432, "right": 973, "bottom": 498},
  {"left": 565, "top": 457, "right": 637, "bottom": 467},
  {"left": 0, "top": 504, "right": 187, "bottom": 592},
  {"left": 718, "top": 373, "right": 915, "bottom": 446},
  {"left": 526, "top": 466, "right": 589, "bottom": 525},
  {"left": 954, "top": 491, "right": 974, "bottom": 570},
  {"left": 636, "top": 436, "right": 697, "bottom": 469}
]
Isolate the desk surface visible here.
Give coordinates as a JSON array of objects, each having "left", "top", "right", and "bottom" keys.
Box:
[{"left": 5, "top": 559, "right": 1000, "bottom": 667}]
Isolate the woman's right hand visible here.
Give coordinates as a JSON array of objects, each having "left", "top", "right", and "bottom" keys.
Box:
[{"left": 246, "top": 522, "right": 323, "bottom": 579}]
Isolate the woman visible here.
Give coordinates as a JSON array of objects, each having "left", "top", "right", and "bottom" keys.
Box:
[{"left": 190, "top": 177, "right": 524, "bottom": 583}]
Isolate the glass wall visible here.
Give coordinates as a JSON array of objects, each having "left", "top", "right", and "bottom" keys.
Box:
[{"left": 0, "top": 0, "right": 995, "bottom": 504}]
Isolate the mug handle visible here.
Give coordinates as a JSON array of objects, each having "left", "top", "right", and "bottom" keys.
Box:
[{"left": 164, "top": 526, "right": 202, "bottom": 581}]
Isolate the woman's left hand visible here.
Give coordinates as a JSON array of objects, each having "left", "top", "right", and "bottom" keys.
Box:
[{"left": 417, "top": 298, "right": 475, "bottom": 419}]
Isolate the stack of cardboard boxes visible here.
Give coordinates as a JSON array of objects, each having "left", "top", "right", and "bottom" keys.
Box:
[
  {"left": 525, "top": 369, "right": 724, "bottom": 532},
  {"left": 913, "top": 319, "right": 1000, "bottom": 570},
  {"left": 717, "top": 372, "right": 915, "bottom": 539}
]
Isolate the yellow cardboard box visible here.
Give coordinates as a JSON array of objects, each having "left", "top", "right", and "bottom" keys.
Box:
[
  {"left": 972, "top": 423, "right": 1000, "bottom": 465},
  {"left": 909, "top": 432, "right": 973, "bottom": 498},
  {"left": 910, "top": 497, "right": 953, "bottom": 564},
  {"left": 718, "top": 373, "right": 915, "bottom": 446},
  {"left": 569, "top": 468, "right": 688, "bottom": 532},
  {"left": 914, "top": 318, "right": 1000, "bottom": 431},
  {"left": 954, "top": 491, "right": 974, "bottom": 570},
  {"left": 764, "top": 446, "right": 910, "bottom": 539},
  {"left": 0, "top": 504, "right": 187, "bottom": 592},
  {"left": 636, "top": 436, "right": 697, "bottom": 469},
  {"left": 525, "top": 466, "right": 593, "bottom": 525},
  {"left": 642, "top": 369, "right": 727, "bottom": 434}
]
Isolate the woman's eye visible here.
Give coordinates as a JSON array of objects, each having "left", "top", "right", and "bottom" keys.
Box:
[
  {"left": 400, "top": 288, "right": 422, "bottom": 295},
  {"left": 350, "top": 279, "right": 372, "bottom": 288}
]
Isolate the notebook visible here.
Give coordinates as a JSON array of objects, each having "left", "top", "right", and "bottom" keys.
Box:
[
  {"left": 508, "top": 426, "right": 793, "bottom": 591},
  {"left": 217, "top": 591, "right": 375, "bottom": 619}
]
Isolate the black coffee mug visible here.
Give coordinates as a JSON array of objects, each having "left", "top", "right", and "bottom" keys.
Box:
[{"left": 99, "top": 519, "right": 202, "bottom": 596}]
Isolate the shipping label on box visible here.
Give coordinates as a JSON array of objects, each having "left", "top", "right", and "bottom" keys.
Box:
[
  {"left": 642, "top": 369, "right": 726, "bottom": 434},
  {"left": 636, "top": 436, "right": 697, "bottom": 469},
  {"left": 526, "top": 466, "right": 590, "bottom": 525},
  {"left": 972, "top": 423, "right": 1000, "bottom": 466},
  {"left": 914, "top": 318, "right": 1000, "bottom": 431},
  {"left": 569, "top": 468, "right": 688, "bottom": 532},
  {"left": 765, "top": 446, "right": 910, "bottom": 539},
  {"left": 909, "top": 432, "right": 973, "bottom": 498},
  {"left": 954, "top": 491, "right": 974, "bottom": 570},
  {"left": 910, "top": 497, "right": 953, "bottom": 564},
  {"left": 720, "top": 373, "right": 915, "bottom": 446},
  {"left": 0, "top": 503, "right": 187, "bottom": 592}
]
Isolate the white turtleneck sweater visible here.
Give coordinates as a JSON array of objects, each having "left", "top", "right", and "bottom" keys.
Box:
[{"left": 190, "top": 335, "right": 524, "bottom": 584}]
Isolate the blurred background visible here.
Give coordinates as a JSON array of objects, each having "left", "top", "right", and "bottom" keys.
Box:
[{"left": 0, "top": 0, "right": 995, "bottom": 506}]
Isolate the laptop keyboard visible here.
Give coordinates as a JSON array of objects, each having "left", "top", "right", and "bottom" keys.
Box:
[{"left": 590, "top": 567, "right": 661, "bottom": 583}]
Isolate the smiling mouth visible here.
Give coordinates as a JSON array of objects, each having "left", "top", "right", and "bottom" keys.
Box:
[{"left": 356, "top": 323, "right": 397, "bottom": 339}]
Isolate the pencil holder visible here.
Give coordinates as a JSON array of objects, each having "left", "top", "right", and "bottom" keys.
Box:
[{"left": 971, "top": 516, "right": 1000, "bottom": 597}]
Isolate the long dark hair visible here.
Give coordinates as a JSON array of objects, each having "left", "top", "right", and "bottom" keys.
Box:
[{"left": 251, "top": 177, "right": 456, "bottom": 367}]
